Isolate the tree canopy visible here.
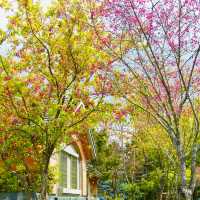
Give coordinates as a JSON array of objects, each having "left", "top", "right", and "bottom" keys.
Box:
[{"left": 1, "top": 0, "right": 200, "bottom": 200}]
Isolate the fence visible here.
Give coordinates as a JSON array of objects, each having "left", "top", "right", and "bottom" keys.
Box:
[
  {"left": 0, "top": 193, "right": 101, "bottom": 200},
  {"left": 0, "top": 192, "right": 38, "bottom": 200},
  {"left": 49, "top": 197, "right": 86, "bottom": 200},
  {"left": 49, "top": 196, "right": 101, "bottom": 200}
]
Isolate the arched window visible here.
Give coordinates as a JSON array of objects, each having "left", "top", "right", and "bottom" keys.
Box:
[{"left": 59, "top": 145, "right": 80, "bottom": 194}]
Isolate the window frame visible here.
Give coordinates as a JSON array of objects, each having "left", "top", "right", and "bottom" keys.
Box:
[
  {"left": 59, "top": 145, "right": 81, "bottom": 195},
  {"left": 59, "top": 151, "right": 68, "bottom": 188}
]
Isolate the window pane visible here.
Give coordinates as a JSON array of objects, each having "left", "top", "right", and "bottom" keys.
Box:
[
  {"left": 70, "top": 156, "right": 77, "bottom": 189},
  {"left": 60, "top": 151, "right": 68, "bottom": 188}
]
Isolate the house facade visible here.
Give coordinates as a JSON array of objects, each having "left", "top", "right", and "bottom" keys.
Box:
[{"left": 49, "top": 130, "right": 98, "bottom": 199}]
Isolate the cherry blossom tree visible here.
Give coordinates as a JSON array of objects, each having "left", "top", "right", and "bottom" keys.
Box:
[{"left": 91, "top": 0, "right": 200, "bottom": 199}]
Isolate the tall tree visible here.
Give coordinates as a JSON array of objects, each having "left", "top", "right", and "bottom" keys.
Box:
[
  {"left": 0, "top": 0, "right": 109, "bottom": 199},
  {"left": 92, "top": 0, "right": 200, "bottom": 199}
]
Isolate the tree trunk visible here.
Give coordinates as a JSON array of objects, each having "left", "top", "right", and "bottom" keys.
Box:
[
  {"left": 182, "top": 188, "right": 193, "bottom": 200},
  {"left": 175, "top": 143, "right": 193, "bottom": 200},
  {"left": 40, "top": 167, "right": 48, "bottom": 200},
  {"left": 40, "top": 146, "right": 54, "bottom": 200},
  {"left": 40, "top": 153, "right": 51, "bottom": 200}
]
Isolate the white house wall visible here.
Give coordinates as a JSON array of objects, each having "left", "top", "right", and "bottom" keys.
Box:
[{"left": 49, "top": 144, "right": 88, "bottom": 197}]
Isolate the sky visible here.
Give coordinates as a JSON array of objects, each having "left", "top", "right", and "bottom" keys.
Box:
[
  {"left": 0, "top": 0, "right": 53, "bottom": 30},
  {"left": 0, "top": 0, "right": 53, "bottom": 56},
  {"left": 0, "top": 8, "right": 9, "bottom": 31}
]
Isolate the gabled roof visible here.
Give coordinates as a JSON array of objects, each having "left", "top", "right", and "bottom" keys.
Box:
[
  {"left": 69, "top": 129, "right": 97, "bottom": 161},
  {"left": 87, "top": 129, "right": 97, "bottom": 159}
]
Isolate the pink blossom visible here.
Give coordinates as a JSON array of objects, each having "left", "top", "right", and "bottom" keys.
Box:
[
  {"left": 146, "top": 13, "right": 153, "bottom": 20},
  {"left": 115, "top": 9, "right": 121, "bottom": 16},
  {"left": 129, "top": 16, "right": 138, "bottom": 24},
  {"left": 138, "top": 8, "right": 145, "bottom": 15},
  {"left": 137, "top": 0, "right": 145, "bottom": 3},
  {"left": 100, "top": 37, "right": 110, "bottom": 45},
  {"left": 168, "top": 40, "right": 176, "bottom": 51}
]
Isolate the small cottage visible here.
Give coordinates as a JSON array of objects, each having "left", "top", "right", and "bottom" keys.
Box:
[{"left": 49, "top": 130, "right": 98, "bottom": 199}]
